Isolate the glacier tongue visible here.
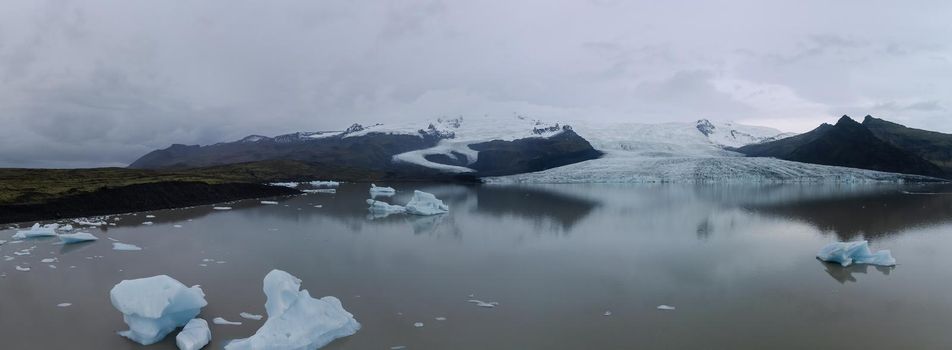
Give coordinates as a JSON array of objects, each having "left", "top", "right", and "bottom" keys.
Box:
[{"left": 226, "top": 269, "right": 360, "bottom": 350}]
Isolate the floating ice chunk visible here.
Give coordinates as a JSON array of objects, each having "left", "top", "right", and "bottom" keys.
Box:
[
  {"left": 303, "top": 189, "right": 336, "bottom": 194},
  {"left": 41, "top": 258, "right": 57, "bottom": 263},
  {"left": 603, "top": 310, "right": 612, "bottom": 316},
  {"left": 61, "top": 224, "right": 74, "bottom": 231},
  {"left": 240, "top": 312, "right": 263, "bottom": 320},
  {"left": 113, "top": 243, "right": 143, "bottom": 251},
  {"left": 466, "top": 299, "right": 498, "bottom": 308},
  {"left": 435, "top": 317, "right": 447, "bottom": 321},
  {"left": 0, "top": 240, "right": 6, "bottom": 245},
  {"left": 225, "top": 269, "right": 360, "bottom": 350},
  {"left": 110, "top": 275, "right": 207, "bottom": 345},
  {"left": 73, "top": 219, "right": 106, "bottom": 226},
  {"left": 816, "top": 241, "right": 896, "bottom": 267},
  {"left": 12, "top": 223, "right": 58, "bottom": 239},
  {"left": 369, "top": 184, "right": 396, "bottom": 194},
  {"left": 176, "top": 318, "right": 211, "bottom": 350},
  {"left": 404, "top": 191, "right": 449, "bottom": 216},
  {"left": 213, "top": 317, "right": 242, "bottom": 325},
  {"left": 391, "top": 346, "right": 407, "bottom": 350},
  {"left": 657, "top": 305, "right": 676, "bottom": 310},
  {"left": 269, "top": 182, "right": 300, "bottom": 188},
  {"left": 16, "top": 265, "right": 30, "bottom": 271},
  {"left": 173, "top": 225, "right": 183, "bottom": 228},
  {"left": 367, "top": 199, "right": 406, "bottom": 214},
  {"left": 261, "top": 201, "right": 279, "bottom": 205},
  {"left": 57, "top": 303, "right": 72, "bottom": 307},
  {"left": 309, "top": 181, "right": 340, "bottom": 188},
  {"left": 413, "top": 322, "right": 424, "bottom": 328},
  {"left": 213, "top": 207, "right": 232, "bottom": 210},
  {"left": 142, "top": 222, "right": 154, "bottom": 225},
  {"left": 59, "top": 232, "right": 98, "bottom": 244},
  {"left": 145, "top": 215, "right": 156, "bottom": 218}
]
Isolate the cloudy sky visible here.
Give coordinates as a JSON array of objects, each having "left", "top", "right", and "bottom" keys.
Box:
[{"left": 1, "top": 0, "right": 950, "bottom": 167}]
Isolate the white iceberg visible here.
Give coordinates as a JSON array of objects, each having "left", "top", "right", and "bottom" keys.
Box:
[
  {"left": 369, "top": 184, "right": 396, "bottom": 194},
  {"left": 110, "top": 275, "right": 207, "bottom": 345},
  {"left": 113, "top": 242, "right": 143, "bottom": 251},
  {"left": 366, "top": 199, "right": 406, "bottom": 214},
  {"left": 404, "top": 190, "right": 449, "bottom": 215},
  {"left": 12, "top": 223, "right": 59, "bottom": 239},
  {"left": 225, "top": 269, "right": 360, "bottom": 350},
  {"left": 817, "top": 241, "right": 896, "bottom": 267},
  {"left": 176, "top": 318, "right": 211, "bottom": 350},
  {"left": 59, "top": 232, "right": 98, "bottom": 244},
  {"left": 308, "top": 181, "right": 340, "bottom": 188}
]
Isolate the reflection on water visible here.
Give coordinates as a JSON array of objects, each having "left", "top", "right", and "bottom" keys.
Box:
[{"left": 3, "top": 183, "right": 952, "bottom": 349}]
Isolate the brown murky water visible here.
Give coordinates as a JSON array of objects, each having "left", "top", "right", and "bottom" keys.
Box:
[{"left": 3, "top": 183, "right": 952, "bottom": 349}]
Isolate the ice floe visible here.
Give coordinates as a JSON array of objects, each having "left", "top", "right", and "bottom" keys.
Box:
[
  {"left": 176, "top": 318, "right": 211, "bottom": 350},
  {"left": 413, "top": 322, "right": 424, "bottom": 328},
  {"left": 260, "top": 201, "right": 279, "bottom": 205},
  {"left": 268, "top": 182, "right": 300, "bottom": 188},
  {"left": 369, "top": 184, "right": 396, "bottom": 194},
  {"left": 15, "top": 265, "right": 30, "bottom": 271},
  {"left": 145, "top": 215, "right": 156, "bottom": 218},
  {"left": 816, "top": 241, "right": 896, "bottom": 267},
  {"left": 466, "top": 299, "right": 498, "bottom": 308},
  {"left": 142, "top": 221, "right": 154, "bottom": 225},
  {"left": 41, "top": 258, "right": 57, "bottom": 263},
  {"left": 404, "top": 190, "right": 449, "bottom": 216},
  {"left": 367, "top": 199, "right": 406, "bottom": 215},
  {"left": 303, "top": 189, "right": 336, "bottom": 194},
  {"left": 110, "top": 275, "right": 207, "bottom": 345},
  {"left": 213, "top": 317, "right": 242, "bottom": 325},
  {"left": 213, "top": 206, "right": 233, "bottom": 210},
  {"left": 12, "top": 223, "right": 59, "bottom": 239},
  {"left": 657, "top": 305, "right": 676, "bottom": 310},
  {"left": 309, "top": 181, "right": 340, "bottom": 188},
  {"left": 113, "top": 243, "right": 143, "bottom": 251},
  {"left": 57, "top": 303, "right": 72, "bottom": 307},
  {"left": 224, "top": 269, "right": 360, "bottom": 350},
  {"left": 240, "top": 312, "right": 263, "bottom": 320},
  {"left": 59, "top": 232, "right": 98, "bottom": 244}
]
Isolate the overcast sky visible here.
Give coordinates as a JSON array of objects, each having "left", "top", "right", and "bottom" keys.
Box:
[{"left": 1, "top": 0, "right": 951, "bottom": 167}]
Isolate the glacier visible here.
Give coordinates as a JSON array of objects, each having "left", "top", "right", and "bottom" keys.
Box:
[
  {"left": 110, "top": 275, "right": 207, "bottom": 345},
  {"left": 225, "top": 269, "right": 360, "bottom": 350},
  {"left": 175, "top": 318, "right": 211, "bottom": 350},
  {"left": 405, "top": 190, "right": 449, "bottom": 215},
  {"left": 817, "top": 241, "right": 896, "bottom": 267}
]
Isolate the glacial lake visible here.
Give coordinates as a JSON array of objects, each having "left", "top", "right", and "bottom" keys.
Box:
[{"left": 3, "top": 183, "right": 952, "bottom": 349}]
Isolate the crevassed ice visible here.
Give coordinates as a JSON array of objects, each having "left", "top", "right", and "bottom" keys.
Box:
[
  {"left": 225, "top": 269, "right": 360, "bottom": 350},
  {"left": 110, "top": 275, "right": 207, "bottom": 345}
]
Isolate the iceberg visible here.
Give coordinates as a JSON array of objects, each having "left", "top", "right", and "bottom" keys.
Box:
[
  {"left": 12, "top": 223, "right": 59, "bottom": 239},
  {"left": 367, "top": 199, "right": 406, "bottom": 214},
  {"left": 404, "top": 190, "right": 449, "bottom": 215},
  {"left": 176, "top": 318, "right": 211, "bottom": 350},
  {"left": 59, "top": 232, "right": 98, "bottom": 244},
  {"left": 369, "top": 184, "right": 396, "bottom": 194},
  {"left": 110, "top": 275, "right": 207, "bottom": 345},
  {"left": 308, "top": 181, "right": 340, "bottom": 188},
  {"left": 113, "top": 242, "right": 143, "bottom": 251},
  {"left": 225, "top": 269, "right": 360, "bottom": 350},
  {"left": 817, "top": 241, "right": 896, "bottom": 267}
]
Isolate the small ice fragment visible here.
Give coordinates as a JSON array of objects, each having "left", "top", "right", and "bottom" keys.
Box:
[
  {"left": 41, "top": 258, "right": 57, "bottom": 263},
  {"left": 413, "top": 322, "right": 424, "bottom": 328},
  {"left": 199, "top": 264, "right": 208, "bottom": 267},
  {"left": 142, "top": 222, "right": 154, "bottom": 225},
  {"left": 816, "top": 241, "right": 897, "bottom": 267},
  {"left": 13, "top": 251, "right": 30, "bottom": 256},
  {"left": 260, "top": 201, "right": 279, "bottom": 205},
  {"left": 145, "top": 215, "right": 156, "bottom": 218},
  {"left": 16, "top": 265, "right": 30, "bottom": 271},
  {"left": 309, "top": 181, "right": 340, "bottom": 188},
  {"left": 390, "top": 346, "right": 407, "bottom": 350},
  {"left": 240, "top": 312, "right": 263, "bottom": 320},
  {"left": 213, "top": 207, "right": 232, "bottom": 210},
  {"left": 213, "top": 317, "right": 242, "bottom": 325},
  {"left": 369, "top": 184, "right": 396, "bottom": 194},
  {"left": 476, "top": 302, "right": 497, "bottom": 308},
  {"left": 173, "top": 225, "right": 183, "bottom": 228},
  {"left": 110, "top": 275, "right": 207, "bottom": 345},
  {"left": 657, "top": 305, "right": 676, "bottom": 310},
  {"left": 112, "top": 242, "right": 142, "bottom": 251},
  {"left": 3, "top": 256, "right": 13, "bottom": 261},
  {"left": 176, "top": 318, "right": 211, "bottom": 350},
  {"left": 57, "top": 303, "right": 72, "bottom": 307},
  {"left": 404, "top": 190, "right": 449, "bottom": 216},
  {"left": 314, "top": 205, "right": 323, "bottom": 208},
  {"left": 216, "top": 261, "right": 226, "bottom": 264},
  {"left": 224, "top": 269, "right": 360, "bottom": 350},
  {"left": 61, "top": 224, "right": 74, "bottom": 231},
  {"left": 603, "top": 310, "right": 612, "bottom": 316},
  {"left": 303, "top": 189, "right": 336, "bottom": 194},
  {"left": 59, "top": 232, "right": 98, "bottom": 244},
  {"left": 367, "top": 199, "right": 406, "bottom": 214},
  {"left": 268, "top": 182, "right": 299, "bottom": 188},
  {"left": 202, "top": 259, "right": 215, "bottom": 262},
  {"left": 435, "top": 317, "right": 447, "bottom": 321},
  {"left": 49, "top": 265, "right": 56, "bottom": 269}
]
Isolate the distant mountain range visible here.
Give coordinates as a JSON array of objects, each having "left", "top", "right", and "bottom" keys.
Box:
[
  {"left": 735, "top": 115, "right": 951, "bottom": 179},
  {"left": 131, "top": 115, "right": 952, "bottom": 182}
]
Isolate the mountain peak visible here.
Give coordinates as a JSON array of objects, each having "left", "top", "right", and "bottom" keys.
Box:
[{"left": 835, "top": 115, "right": 859, "bottom": 126}]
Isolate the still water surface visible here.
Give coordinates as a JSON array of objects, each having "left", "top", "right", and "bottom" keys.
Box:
[{"left": 3, "top": 183, "right": 952, "bottom": 349}]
